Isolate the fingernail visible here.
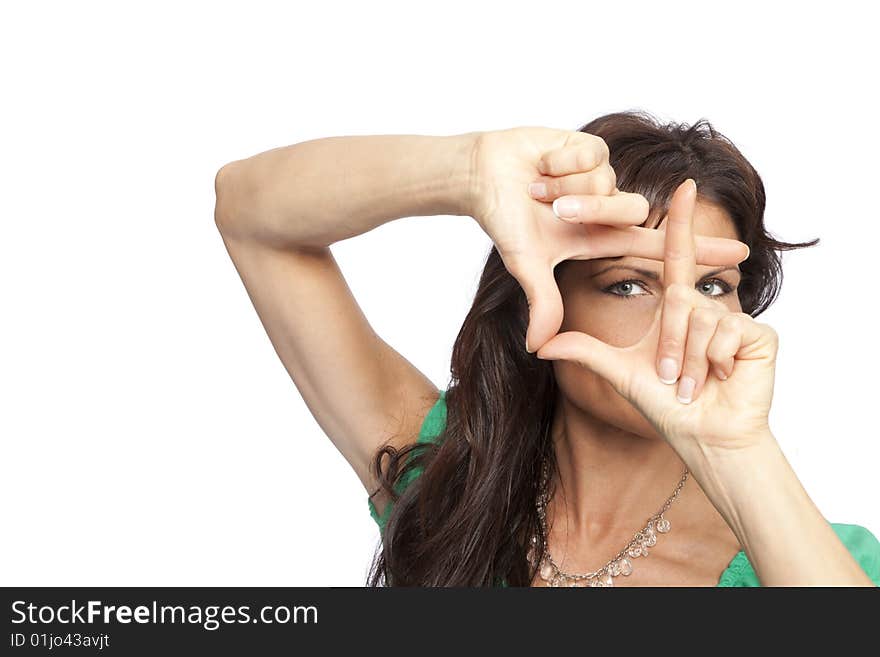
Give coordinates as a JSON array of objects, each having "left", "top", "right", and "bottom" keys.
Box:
[
  {"left": 552, "top": 197, "right": 580, "bottom": 218},
  {"left": 677, "top": 376, "right": 695, "bottom": 404},
  {"left": 658, "top": 358, "right": 678, "bottom": 384},
  {"left": 528, "top": 182, "right": 547, "bottom": 199},
  {"left": 714, "top": 366, "right": 728, "bottom": 380}
]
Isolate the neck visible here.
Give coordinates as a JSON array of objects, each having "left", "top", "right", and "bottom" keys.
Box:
[{"left": 546, "top": 393, "right": 700, "bottom": 545}]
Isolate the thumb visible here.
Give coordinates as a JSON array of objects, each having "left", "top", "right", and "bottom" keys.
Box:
[
  {"left": 536, "top": 331, "right": 625, "bottom": 390},
  {"left": 509, "top": 257, "right": 564, "bottom": 353}
]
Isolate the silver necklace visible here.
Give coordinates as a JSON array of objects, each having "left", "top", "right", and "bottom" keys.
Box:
[{"left": 528, "top": 459, "right": 689, "bottom": 587}]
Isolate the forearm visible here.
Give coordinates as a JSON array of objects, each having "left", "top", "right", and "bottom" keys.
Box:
[
  {"left": 686, "top": 434, "right": 874, "bottom": 586},
  {"left": 214, "top": 131, "right": 481, "bottom": 248}
]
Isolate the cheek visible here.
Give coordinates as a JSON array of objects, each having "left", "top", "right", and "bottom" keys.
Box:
[{"left": 561, "top": 293, "right": 658, "bottom": 348}]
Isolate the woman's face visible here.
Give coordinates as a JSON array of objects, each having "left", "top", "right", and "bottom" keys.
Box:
[{"left": 552, "top": 198, "right": 744, "bottom": 440}]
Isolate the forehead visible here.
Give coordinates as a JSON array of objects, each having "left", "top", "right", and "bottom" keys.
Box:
[{"left": 653, "top": 199, "right": 738, "bottom": 240}]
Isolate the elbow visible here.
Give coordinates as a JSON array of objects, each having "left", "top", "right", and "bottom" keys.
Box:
[
  {"left": 213, "top": 161, "right": 235, "bottom": 235},
  {"left": 213, "top": 159, "right": 251, "bottom": 237}
]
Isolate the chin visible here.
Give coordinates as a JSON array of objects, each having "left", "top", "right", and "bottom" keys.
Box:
[
  {"left": 557, "top": 367, "right": 663, "bottom": 441},
  {"left": 589, "top": 395, "right": 663, "bottom": 441}
]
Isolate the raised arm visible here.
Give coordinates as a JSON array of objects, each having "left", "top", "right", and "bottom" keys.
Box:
[{"left": 213, "top": 132, "right": 481, "bottom": 515}]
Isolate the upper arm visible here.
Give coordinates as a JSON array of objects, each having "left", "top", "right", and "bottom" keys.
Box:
[{"left": 216, "top": 230, "right": 441, "bottom": 499}]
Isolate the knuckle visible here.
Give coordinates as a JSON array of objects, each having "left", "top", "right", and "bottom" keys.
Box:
[
  {"left": 591, "top": 134, "right": 610, "bottom": 160},
  {"left": 706, "top": 343, "right": 726, "bottom": 362},
  {"left": 718, "top": 313, "right": 740, "bottom": 331},
  {"left": 585, "top": 196, "right": 603, "bottom": 216},
  {"left": 594, "top": 168, "right": 616, "bottom": 195},
  {"left": 660, "top": 335, "right": 682, "bottom": 352},
  {"left": 545, "top": 177, "right": 564, "bottom": 199},
  {"left": 541, "top": 152, "right": 560, "bottom": 175},
  {"left": 633, "top": 193, "right": 650, "bottom": 218},
  {"left": 575, "top": 148, "right": 596, "bottom": 171},
  {"left": 690, "top": 308, "right": 717, "bottom": 331}
]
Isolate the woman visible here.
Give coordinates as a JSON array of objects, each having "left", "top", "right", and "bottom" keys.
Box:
[{"left": 213, "top": 110, "right": 880, "bottom": 587}]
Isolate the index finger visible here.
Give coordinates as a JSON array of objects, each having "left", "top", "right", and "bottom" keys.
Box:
[
  {"left": 663, "top": 179, "right": 698, "bottom": 288},
  {"left": 582, "top": 226, "right": 749, "bottom": 265}
]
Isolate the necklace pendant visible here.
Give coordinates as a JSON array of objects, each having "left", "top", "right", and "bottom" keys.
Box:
[
  {"left": 526, "top": 545, "right": 537, "bottom": 566},
  {"left": 533, "top": 462, "right": 687, "bottom": 589}
]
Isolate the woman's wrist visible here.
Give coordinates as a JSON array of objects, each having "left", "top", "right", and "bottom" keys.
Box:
[
  {"left": 675, "top": 430, "right": 781, "bottom": 531},
  {"left": 678, "top": 432, "right": 874, "bottom": 585},
  {"left": 432, "top": 130, "right": 484, "bottom": 218}
]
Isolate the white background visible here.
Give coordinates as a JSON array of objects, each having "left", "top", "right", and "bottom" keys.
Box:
[{"left": 2, "top": 1, "right": 877, "bottom": 586}]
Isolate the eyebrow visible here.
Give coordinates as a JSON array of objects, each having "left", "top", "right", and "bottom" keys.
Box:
[{"left": 590, "top": 264, "right": 740, "bottom": 280}]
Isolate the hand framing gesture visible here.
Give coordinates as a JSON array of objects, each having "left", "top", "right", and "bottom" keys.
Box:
[
  {"left": 469, "top": 128, "right": 750, "bottom": 352},
  {"left": 535, "top": 179, "right": 778, "bottom": 453}
]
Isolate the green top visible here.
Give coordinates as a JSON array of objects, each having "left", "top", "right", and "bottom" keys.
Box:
[{"left": 369, "top": 389, "right": 880, "bottom": 587}]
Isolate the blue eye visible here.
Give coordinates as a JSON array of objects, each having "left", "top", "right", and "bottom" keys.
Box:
[
  {"left": 698, "top": 279, "right": 733, "bottom": 297},
  {"left": 605, "top": 280, "right": 650, "bottom": 298},
  {"left": 603, "top": 278, "right": 735, "bottom": 300}
]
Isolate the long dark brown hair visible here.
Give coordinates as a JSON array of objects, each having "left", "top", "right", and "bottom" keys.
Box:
[{"left": 367, "top": 110, "right": 819, "bottom": 586}]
